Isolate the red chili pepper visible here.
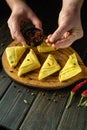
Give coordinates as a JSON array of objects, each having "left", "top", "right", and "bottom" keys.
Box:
[
  {"left": 82, "top": 89, "right": 87, "bottom": 96},
  {"left": 71, "top": 80, "right": 87, "bottom": 93},
  {"left": 66, "top": 79, "right": 87, "bottom": 108},
  {"left": 78, "top": 89, "right": 87, "bottom": 106}
]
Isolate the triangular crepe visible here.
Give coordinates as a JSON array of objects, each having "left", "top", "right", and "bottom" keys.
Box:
[
  {"left": 37, "top": 40, "right": 58, "bottom": 53},
  {"left": 6, "top": 46, "right": 27, "bottom": 67},
  {"left": 59, "top": 53, "right": 82, "bottom": 82},
  {"left": 38, "top": 54, "right": 61, "bottom": 80},
  {"left": 18, "top": 49, "right": 41, "bottom": 77}
]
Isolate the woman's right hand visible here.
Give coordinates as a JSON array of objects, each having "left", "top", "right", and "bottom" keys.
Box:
[{"left": 7, "top": 1, "right": 42, "bottom": 44}]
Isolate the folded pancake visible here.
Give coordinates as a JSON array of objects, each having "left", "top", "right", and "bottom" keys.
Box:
[
  {"left": 38, "top": 54, "right": 61, "bottom": 80},
  {"left": 37, "top": 40, "right": 58, "bottom": 53},
  {"left": 6, "top": 46, "right": 27, "bottom": 67},
  {"left": 18, "top": 49, "right": 41, "bottom": 77},
  {"left": 59, "top": 53, "right": 82, "bottom": 82}
]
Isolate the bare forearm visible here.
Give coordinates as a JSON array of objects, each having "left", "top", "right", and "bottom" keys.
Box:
[
  {"left": 62, "top": 0, "right": 84, "bottom": 12},
  {"left": 5, "top": 0, "right": 26, "bottom": 10}
]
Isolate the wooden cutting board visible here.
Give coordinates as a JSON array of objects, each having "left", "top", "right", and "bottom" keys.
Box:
[{"left": 2, "top": 40, "right": 87, "bottom": 89}]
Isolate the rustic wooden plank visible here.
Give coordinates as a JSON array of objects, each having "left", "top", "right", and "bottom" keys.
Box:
[
  {"left": 0, "top": 57, "right": 2, "bottom": 70},
  {"left": 0, "top": 69, "right": 12, "bottom": 99},
  {"left": 57, "top": 88, "right": 87, "bottom": 130},
  {"left": 20, "top": 89, "right": 69, "bottom": 130},
  {"left": 0, "top": 82, "right": 39, "bottom": 130},
  {"left": 0, "top": 23, "right": 13, "bottom": 56}
]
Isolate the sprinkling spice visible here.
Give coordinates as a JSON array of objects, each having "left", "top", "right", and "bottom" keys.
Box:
[
  {"left": 22, "top": 27, "right": 44, "bottom": 46},
  {"left": 24, "top": 99, "right": 28, "bottom": 104},
  {"left": 78, "top": 89, "right": 87, "bottom": 106},
  {"left": 29, "top": 77, "right": 32, "bottom": 80},
  {"left": 14, "top": 85, "right": 17, "bottom": 88},
  {"left": 10, "top": 70, "right": 14, "bottom": 73},
  {"left": 0, "top": 43, "right": 5, "bottom": 47},
  {"left": 27, "top": 89, "right": 31, "bottom": 93},
  {"left": 66, "top": 79, "right": 87, "bottom": 108},
  {"left": 53, "top": 99, "right": 58, "bottom": 103},
  {"left": 31, "top": 92, "right": 36, "bottom": 96},
  {"left": 11, "top": 61, "right": 14, "bottom": 63},
  {"left": 59, "top": 94, "right": 65, "bottom": 98},
  {"left": 17, "top": 89, "right": 22, "bottom": 93},
  {"left": 41, "top": 92, "right": 45, "bottom": 96},
  {"left": 1, "top": 75, "right": 6, "bottom": 78},
  {"left": 73, "top": 63, "right": 76, "bottom": 66},
  {"left": 47, "top": 98, "right": 51, "bottom": 101},
  {"left": 27, "top": 59, "right": 30, "bottom": 61},
  {"left": 54, "top": 93, "right": 57, "bottom": 97},
  {"left": 47, "top": 63, "right": 51, "bottom": 66}
]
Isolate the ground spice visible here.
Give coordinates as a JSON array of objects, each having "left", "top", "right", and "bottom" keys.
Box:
[
  {"left": 1, "top": 75, "right": 6, "bottom": 78},
  {"left": 0, "top": 43, "right": 5, "bottom": 47},
  {"left": 53, "top": 99, "right": 58, "bottom": 103},
  {"left": 10, "top": 70, "right": 14, "bottom": 73},
  {"left": 22, "top": 27, "right": 44, "bottom": 46},
  {"left": 31, "top": 92, "right": 36, "bottom": 96},
  {"left": 41, "top": 92, "right": 45, "bottom": 96},
  {"left": 24, "top": 99, "right": 28, "bottom": 104},
  {"left": 17, "top": 89, "right": 22, "bottom": 93},
  {"left": 47, "top": 98, "right": 52, "bottom": 101}
]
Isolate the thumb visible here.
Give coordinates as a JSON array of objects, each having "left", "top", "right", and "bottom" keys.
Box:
[{"left": 48, "top": 25, "right": 69, "bottom": 43}]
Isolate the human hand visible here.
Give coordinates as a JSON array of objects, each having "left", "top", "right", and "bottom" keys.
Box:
[
  {"left": 46, "top": 8, "right": 83, "bottom": 48},
  {"left": 7, "top": 2, "right": 42, "bottom": 45}
]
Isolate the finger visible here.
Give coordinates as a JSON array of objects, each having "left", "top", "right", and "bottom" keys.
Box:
[
  {"left": 46, "top": 32, "right": 70, "bottom": 47},
  {"left": 47, "top": 34, "right": 52, "bottom": 39},
  {"left": 34, "top": 20, "right": 43, "bottom": 30},
  {"left": 63, "top": 32, "right": 70, "bottom": 38},
  {"left": 46, "top": 32, "right": 70, "bottom": 43},
  {"left": 11, "top": 20, "right": 26, "bottom": 44},
  {"left": 14, "top": 31, "right": 26, "bottom": 44},
  {"left": 28, "top": 13, "right": 43, "bottom": 30},
  {"left": 51, "top": 33, "right": 78, "bottom": 48},
  {"left": 33, "top": 20, "right": 42, "bottom": 30},
  {"left": 7, "top": 20, "right": 15, "bottom": 39},
  {"left": 45, "top": 34, "right": 52, "bottom": 43},
  {"left": 48, "top": 25, "right": 70, "bottom": 43}
]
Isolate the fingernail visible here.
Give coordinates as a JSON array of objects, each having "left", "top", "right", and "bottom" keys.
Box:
[
  {"left": 52, "top": 44, "right": 55, "bottom": 47},
  {"left": 64, "top": 32, "right": 70, "bottom": 38},
  {"left": 49, "top": 38, "right": 54, "bottom": 43},
  {"left": 45, "top": 39, "right": 48, "bottom": 43}
]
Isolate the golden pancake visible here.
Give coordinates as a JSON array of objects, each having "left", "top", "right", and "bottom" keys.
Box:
[
  {"left": 37, "top": 40, "right": 58, "bottom": 53},
  {"left": 6, "top": 46, "right": 27, "bottom": 67},
  {"left": 18, "top": 49, "right": 41, "bottom": 77},
  {"left": 38, "top": 54, "right": 61, "bottom": 80},
  {"left": 59, "top": 53, "right": 82, "bottom": 82}
]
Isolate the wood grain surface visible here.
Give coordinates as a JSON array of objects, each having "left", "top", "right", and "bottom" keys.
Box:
[{"left": 2, "top": 40, "right": 87, "bottom": 89}]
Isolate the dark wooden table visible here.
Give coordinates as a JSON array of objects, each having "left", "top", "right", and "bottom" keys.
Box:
[{"left": 0, "top": 7, "right": 87, "bottom": 130}]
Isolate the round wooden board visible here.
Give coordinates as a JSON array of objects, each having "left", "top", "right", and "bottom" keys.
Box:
[{"left": 2, "top": 40, "right": 87, "bottom": 89}]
